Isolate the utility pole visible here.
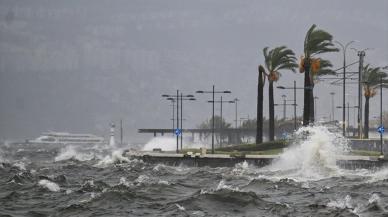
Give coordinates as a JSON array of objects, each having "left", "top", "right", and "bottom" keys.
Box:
[
  {"left": 180, "top": 93, "right": 183, "bottom": 150},
  {"left": 357, "top": 50, "right": 365, "bottom": 139},
  {"left": 282, "top": 95, "right": 286, "bottom": 120},
  {"left": 330, "top": 92, "right": 335, "bottom": 121},
  {"left": 172, "top": 100, "right": 175, "bottom": 135},
  {"left": 220, "top": 96, "right": 223, "bottom": 147},
  {"left": 212, "top": 85, "right": 215, "bottom": 153},
  {"left": 336, "top": 40, "right": 355, "bottom": 137},
  {"left": 347, "top": 102, "right": 350, "bottom": 136},
  {"left": 196, "top": 86, "right": 231, "bottom": 154},
  {"left": 120, "top": 119, "right": 123, "bottom": 146},
  {"left": 176, "top": 90, "right": 179, "bottom": 153},
  {"left": 234, "top": 98, "right": 239, "bottom": 129},
  {"left": 380, "top": 76, "right": 383, "bottom": 156},
  {"left": 294, "top": 81, "right": 297, "bottom": 130},
  {"left": 314, "top": 96, "right": 319, "bottom": 119}
]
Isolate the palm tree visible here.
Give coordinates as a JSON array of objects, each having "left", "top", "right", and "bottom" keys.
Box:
[
  {"left": 256, "top": 65, "right": 265, "bottom": 144},
  {"left": 263, "top": 46, "right": 298, "bottom": 141},
  {"left": 301, "top": 24, "right": 338, "bottom": 125},
  {"left": 362, "top": 64, "right": 388, "bottom": 138}
]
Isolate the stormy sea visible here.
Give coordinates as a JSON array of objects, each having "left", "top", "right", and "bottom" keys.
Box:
[{"left": 1, "top": 126, "right": 388, "bottom": 217}]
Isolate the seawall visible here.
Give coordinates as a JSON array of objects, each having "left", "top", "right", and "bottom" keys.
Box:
[{"left": 125, "top": 151, "right": 388, "bottom": 170}]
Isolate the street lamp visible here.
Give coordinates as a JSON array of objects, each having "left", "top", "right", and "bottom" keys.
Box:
[
  {"left": 330, "top": 92, "right": 335, "bottom": 121},
  {"left": 314, "top": 96, "right": 319, "bottom": 119},
  {"left": 335, "top": 40, "right": 355, "bottom": 136},
  {"left": 207, "top": 96, "right": 235, "bottom": 147},
  {"left": 233, "top": 98, "right": 239, "bottom": 129},
  {"left": 336, "top": 104, "right": 359, "bottom": 137},
  {"left": 162, "top": 91, "right": 195, "bottom": 153},
  {"left": 166, "top": 97, "right": 175, "bottom": 135},
  {"left": 351, "top": 47, "right": 372, "bottom": 139},
  {"left": 281, "top": 95, "right": 287, "bottom": 119},
  {"left": 378, "top": 76, "right": 386, "bottom": 157},
  {"left": 179, "top": 95, "right": 196, "bottom": 150},
  {"left": 277, "top": 81, "right": 311, "bottom": 130},
  {"left": 196, "top": 85, "right": 231, "bottom": 154}
]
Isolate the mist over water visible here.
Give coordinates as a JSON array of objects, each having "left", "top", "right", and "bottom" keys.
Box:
[{"left": 1, "top": 125, "right": 388, "bottom": 216}]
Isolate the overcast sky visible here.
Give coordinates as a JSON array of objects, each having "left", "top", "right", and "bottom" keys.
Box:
[{"left": 0, "top": 0, "right": 387, "bottom": 143}]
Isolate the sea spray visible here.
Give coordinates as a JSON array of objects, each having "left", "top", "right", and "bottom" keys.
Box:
[
  {"left": 54, "top": 145, "right": 95, "bottom": 162},
  {"left": 266, "top": 125, "right": 350, "bottom": 180},
  {"left": 39, "top": 179, "right": 60, "bottom": 192},
  {"left": 95, "top": 149, "right": 130, "bottom": 167}
]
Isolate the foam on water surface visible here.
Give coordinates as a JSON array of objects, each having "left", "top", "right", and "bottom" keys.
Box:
[{"left": 38, "top": 179, "right": 60, "bottom": 192}]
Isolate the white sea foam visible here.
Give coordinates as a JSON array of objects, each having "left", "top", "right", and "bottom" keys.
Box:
[
  {"left": 216, "top": 180, "right": 239, "bottom": 191},
  {"left": 134, "top": 174, "right": 150, "bottom": 185},
  {"left": 327, "top": 195, "right": 353, "bottom": 209},
  {"left": 95, "top": 149, "right": 130, "bottom": 167},
  {"left": 118, "top": 177, "right": 131, "bottom": 187},
  {"left": 54, "top": 145, "right": 95, "bottom": 162},
  {"left": 39, "top": 179, "right": 60, "bottom": 192},
  {"left": 266, "top": 125, "right": 350, "bottom": 181},
  {"left": 175, "top": 203, "right": 186, "bottom": 211},
  {"left": 13, "top": 162, "right": 26, "bottom": 170}
]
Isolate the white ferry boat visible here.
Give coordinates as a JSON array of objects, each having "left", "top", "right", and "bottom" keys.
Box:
[{"left": 27, "top": 132, "right": 105, "bottom": 145}]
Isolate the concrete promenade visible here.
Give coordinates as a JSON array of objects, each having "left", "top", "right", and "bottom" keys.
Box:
[{"left": 125, "top": 151, "right": 388, "bottom": 169}]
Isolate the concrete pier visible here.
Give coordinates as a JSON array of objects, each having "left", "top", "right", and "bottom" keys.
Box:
[{"left": 125, "top": 151, "right": 388, "bottom": 169}]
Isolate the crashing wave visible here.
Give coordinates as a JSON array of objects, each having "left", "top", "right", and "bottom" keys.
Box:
[
  {"left": 39, "top": 179, "right": 60, "bottom": 192},
  {"left": 265, "top": 125, "right": 350, "bottom": 181},
  {"left": 54, "top": 146, "right": 95, "bottom": 162},
  {"left": 95, "top": 150, "right": 130, "bottom": 167}
]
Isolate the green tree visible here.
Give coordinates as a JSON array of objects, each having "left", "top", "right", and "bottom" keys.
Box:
[
  {"left": 262, "top": 46, "right": 298, "bottom": 141},
  {"left": 301, "top": 24, "right": 338, "bottom": 125},
  {"left": 198, "top": 116, "right": 232, "bottom": 145},
  {"left": 256, "top": 65, "right": 266, "bottom": 144},
  {"left": 362, "top": 64, "right": 388, "bottom": 138}
]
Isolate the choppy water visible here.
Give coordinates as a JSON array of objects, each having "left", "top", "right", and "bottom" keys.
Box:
[{"left": 1, "top": 126, "right": 388, "bottom": 217}]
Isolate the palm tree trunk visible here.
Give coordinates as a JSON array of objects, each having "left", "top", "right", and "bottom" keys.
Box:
[
  {"left": 303, "top": 61, "right": 311, "bottom": 126},
  {"left": 269, "top": 81, "right": 275, "bottom": 141},
  {"left": 256, "top": 70, "right": 264, "bottom": 144},
  {"left": 364, "top": 96, "right": 370, "bottom": 138}
]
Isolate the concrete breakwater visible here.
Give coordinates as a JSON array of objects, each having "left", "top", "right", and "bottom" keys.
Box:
[{"left": 125, "top": 151, "right": 388, "bottom": 170}]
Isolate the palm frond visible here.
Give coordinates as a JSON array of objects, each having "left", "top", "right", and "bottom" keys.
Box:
[
  {"left": 262, "top": 46, "right": 298, "bottom": 79},
  {"left": 304, "top": 24, "right": 339, "bottom": 58},
  {"left": 362, "top": 64, "right": 388, "bottom": 90}
]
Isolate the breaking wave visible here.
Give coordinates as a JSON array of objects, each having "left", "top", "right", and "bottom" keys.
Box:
[
  {"left": 54, "top": 145, "right": 96, "bottom": 162},
  {"left": 265, "top": 125, "right": 350, "bottom": 181},
  {"left": 39, "top": 179, "right": 60, "bottom": 192}
]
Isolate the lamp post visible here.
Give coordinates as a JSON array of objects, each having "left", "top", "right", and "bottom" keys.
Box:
[
  {"left": 196, "top": 85, "right": 231, "bottom": 154},
  {"left": 335, "top": 40, "right": 355, "bottom": 136},
  {"left": 352, "top": 48, "right": 372, "bottom": 139},
  {"left": 162, "top": 91, "right": 195, "bottom": 153},
  {"left": 207, "top": 97, "right": 235, "bottom": 147},
  {"left": 336, "top": 104, "right": 359, "bottom": 137},
  {"left": 380, "top": 76, "right": 383, "bottom": 156},
  {"left": 274, "top": 102, "right": 298, "bottom": 127},
  {"left": 314, "top": 96, "right": 319, "bottom": 119},
  {"left": 120, "top": 119, "right": 123, "bottom": 146},
  {"left": 277, "top": 81, "right": 311, "bottom": 130},
  {"left": 281, "top": 95, "right": 287, "bottom": 119},
  {"left": 178, "top": 95, "right": 195, "bottom": 150},
  {"left": 165, "top": 98, "right": 175, "bottom": 135},
  {"left": 233, "top": 98, "right": 239, "bottom": 129},
  {"left": 330, "top": 92, "right": 335, "bottom": 121},
  {"left": 166, "top": 94, "right": 195, "bottom": 150}
]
